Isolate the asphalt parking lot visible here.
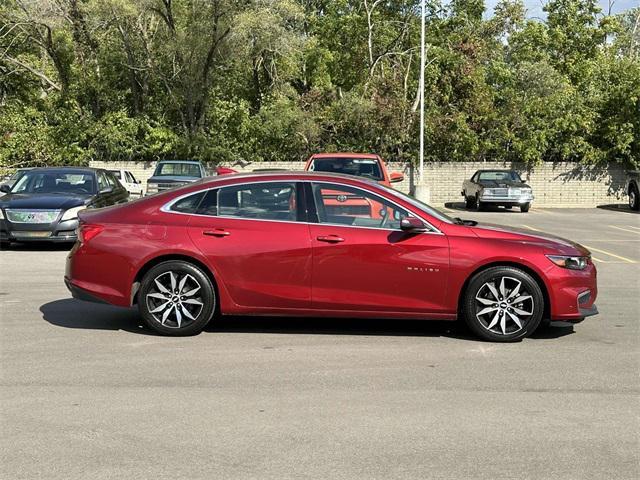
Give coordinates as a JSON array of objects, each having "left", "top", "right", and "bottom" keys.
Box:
[{"left": 1, "top": 206, "right": 639, "bottom": 480}]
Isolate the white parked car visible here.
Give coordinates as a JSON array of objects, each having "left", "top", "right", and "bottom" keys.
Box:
[{"left": 109, "top": 169, "right": 144, "bottom": 198}]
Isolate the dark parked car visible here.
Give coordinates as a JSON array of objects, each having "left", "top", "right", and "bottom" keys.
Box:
[
  {"left": 626, "top": 171, "right": 639, "bottom": 211},
  {"left": 0, "top": 167, "right": 128, "bottom": 244},
  {"left": 462, "top": 170, "right": 534, "bottom": 212},
  {"left": 146, "top": 160, "right": 207, "bottom": 195},
  {"left": 65, "top": 171, "right": 597, "bottom": 342}
]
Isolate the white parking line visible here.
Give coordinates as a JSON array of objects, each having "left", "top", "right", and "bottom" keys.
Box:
[
  {"left": 609, "top": 225, "right": 640, "bottom": 235},
  {"left": 583, "top": 245, "right": 637, "bottom": 264},
  {"left": 521, "top": 224, "right": 544, "bottom": 232}
]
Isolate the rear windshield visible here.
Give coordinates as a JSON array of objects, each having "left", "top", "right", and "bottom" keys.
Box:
[
  {"left": 11, "top": 171, "right": 96, "bottom": 194},
  {"left": 154, "top": 163, "right": 202, "bottom": 177},
  {"left": 310, "top": 158, "right": 383, "bottom": 181}
]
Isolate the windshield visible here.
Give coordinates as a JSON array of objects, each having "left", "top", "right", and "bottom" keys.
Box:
[
  {"left": 376, "top": 184, "right": 455, "bottom": 224},
  {"left": 310, "top": 158, "right": 383, "bottom": 181},
  {"left": 154, "top": 162, "right": 202, "bottom": 177},
  {"left": 478, "top": 171, "right": 522, "bottom": 182},
  {"left": 109, "top": 170, "right": 122, "bottom": 179},
  {"left": 11, "top": 171, "right": 96, "bottom": 195}
]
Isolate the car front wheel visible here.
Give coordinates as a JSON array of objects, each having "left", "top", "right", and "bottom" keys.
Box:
[
  {"left": 520, "top": 203, "right": 531, "bottom": 213},
  {"left": 138, "top": 260, "right": 216, "bottom": 336},
  {"left": 463, "top": 266, "right": 544, "bottom": 342},
  {"left": 630, "top": 185, "right": 639, "bottom": 211}
]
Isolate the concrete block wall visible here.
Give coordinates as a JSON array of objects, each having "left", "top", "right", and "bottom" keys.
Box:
[{"left": 90, "top": 160, "right": 627, "bottom": 208}]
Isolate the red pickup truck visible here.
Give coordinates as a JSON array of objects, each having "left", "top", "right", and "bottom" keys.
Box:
[
  {"left": 305, "top": 153, "right": 404, "bottom": 219},
  {"left": 304, "top": 153, "right": 403, "bottom": 186}
]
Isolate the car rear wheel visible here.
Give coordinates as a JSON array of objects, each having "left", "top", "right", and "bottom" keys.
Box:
[
  {"left": 463, "top": 266, "right": 544, "bottom": 342},
  {"left": 520, "top": 203, "right": 530, "bottom": 213},
  {"left": 138, "top": 260, "right": 216, "bottom": 336},
  {"left": 629, "top": 184, "right": 639, "bottom": 211}
]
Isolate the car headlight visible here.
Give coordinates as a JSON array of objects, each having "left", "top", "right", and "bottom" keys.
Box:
[
  {"left": 546, "top": 255, "right": 589, "bottom": 270},
  {"left": 146, "top": 183, "right": 158, "bottom": 194},
  {"left": 60, "top": 206, "right": 85, "bottom": 221},
  {"left": 0, "top": 209, "right": 4, "bottom": 220}
]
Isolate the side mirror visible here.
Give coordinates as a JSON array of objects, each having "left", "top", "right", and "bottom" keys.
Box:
[
  {"left": 99, "top": 186, "right": 113, "bottom": 194},
  {"left": 137, "top": 180, "right": 142, "bottom": 184},
  {"left": 0, "top": 184, "right": 11, "bottom": 193},
  {"left": 521, "top": 179, "right": 527, "bottom": 184},
  {"left": 389, "top": 172, "right": 404, "bottom": 183},
  {"left": 400, "top": 217, "right": 427, "bottom": 232}
]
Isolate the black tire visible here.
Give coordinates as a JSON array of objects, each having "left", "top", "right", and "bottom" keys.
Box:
[
  {"left": 629, "top": 184, "right": 640, "bottom": 211},
  {"left": 138, "top": 260, "right": 216, "bottom": 336},
  {"left": 477, "top": 199, "right": 487, "bottom": 211},
  {"left": 465, "top": 194, "right": 477, "bottom": 210},
  {"left": 462, "top": 266, "right": 544, "bottom": 342},
  {"left": 520, "top": 203, "right": 530, "bottom": 213}
]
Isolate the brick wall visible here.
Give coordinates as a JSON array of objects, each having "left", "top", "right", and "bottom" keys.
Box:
[{"left": 90, "top": 160, "right": 627, "bottom": 208}]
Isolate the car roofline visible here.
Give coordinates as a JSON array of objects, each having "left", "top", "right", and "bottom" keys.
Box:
[{"left": 309, "top": 153, "right": 380, "bottom": 159}]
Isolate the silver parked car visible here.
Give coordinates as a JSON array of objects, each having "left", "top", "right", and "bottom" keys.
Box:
[{"left": 462, "top": 170, "right": 534, "bottom": 213}]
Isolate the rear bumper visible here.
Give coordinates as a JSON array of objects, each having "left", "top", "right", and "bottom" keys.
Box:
[{"left": 64, "top": 278, "right": 108, "bottom": 304}]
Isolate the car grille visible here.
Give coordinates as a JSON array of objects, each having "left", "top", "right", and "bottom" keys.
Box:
[
  {"left": 484, "top": 188, "right": 508, "bottom": 196},
  {"left": 6, "top": 209, "right": 60, "bottom": 224}
]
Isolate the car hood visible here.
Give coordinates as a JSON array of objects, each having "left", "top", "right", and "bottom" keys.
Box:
[
  {"left": 147, "top": 175, "right": 201, "bottom": 184},
  {"left": 477, "top": 180, "right": 531, "bottom": 189},
  {"left": 470, "top": 223, "right": 589, "bottom": 255},
  {"left": 0, "top": 193, "right": 93, "bottom": 210}
]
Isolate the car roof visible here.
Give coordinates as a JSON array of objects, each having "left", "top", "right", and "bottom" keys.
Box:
[
  {"left": 200, "top": 170, "right": 380, "bottom": 186},
  {"left": 475, "top": 169, "right": 517, "bottom": 173},
  {"left": 310, "top": 153, "right": 379, "bottom": 159},
  {"left": 156, "top": 160, "right": 202, "bottom": 165},
  {"left": 19, "top": 167, "right": 98, "bottom": 174}
]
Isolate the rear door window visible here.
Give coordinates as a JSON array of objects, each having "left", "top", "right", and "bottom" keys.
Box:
[{"left": 214, "top": 182, "right": 298, "bottom": 221}]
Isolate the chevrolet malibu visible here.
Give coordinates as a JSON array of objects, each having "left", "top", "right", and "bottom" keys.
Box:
[{"left": 65, "top": 172, "right": 598, "bottom": 342}]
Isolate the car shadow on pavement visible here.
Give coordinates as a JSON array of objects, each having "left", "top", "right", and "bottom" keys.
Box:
[
  {"left": 40, "top": 298, "right": 150, "bottom": 335},
  {"left": 207, "top": 316, "right": 575, "bottom": 341},
  {"left": 41, "top": 298, "right": 575, "bottom": 341},
  {"left": 1, "top": 242, "right": 73, "bottom": 252},
  {"left": 597, "top": 204, "right": 639, "bottom": 215},
  {"left": 443, "top": 202, "right": 521, "bottom": 213}
]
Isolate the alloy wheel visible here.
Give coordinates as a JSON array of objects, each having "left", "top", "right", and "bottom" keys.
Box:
[
  {"left": 145, "top": 271, "right": 204, "bottom": 328},
  {"left": 474, "top": 276, "right": 534, "bottom": 335}
]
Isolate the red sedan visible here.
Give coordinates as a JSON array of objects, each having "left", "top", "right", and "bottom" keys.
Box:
[{"left": 65, "top": 172, "right": 598, "bottom": 342}]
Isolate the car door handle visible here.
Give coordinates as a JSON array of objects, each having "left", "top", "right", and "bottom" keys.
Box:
[
  {"left": 316, "top": 235, "right": 344, "bottom": 243},
  {"left": 203, "top": 229, "right": 231, "bottom": 237}
]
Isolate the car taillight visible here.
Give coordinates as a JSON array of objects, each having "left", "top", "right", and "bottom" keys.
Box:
[{"left": 78, "top": 224, "right": 104, "bottom": 244}]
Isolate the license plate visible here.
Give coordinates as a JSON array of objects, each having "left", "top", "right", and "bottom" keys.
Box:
[{"left": 12, "top": 231, "right": 51, "bottom": 238}]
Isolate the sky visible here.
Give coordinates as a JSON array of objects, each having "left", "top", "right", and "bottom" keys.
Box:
[{"left": 483, "top": 0, "right": 637, "bottom": 19}]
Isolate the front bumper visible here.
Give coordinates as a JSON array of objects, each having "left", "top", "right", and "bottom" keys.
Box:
[
  {"left": 479, "top": 193, "right": 534, "bottom": 204},
  {"left": 1, "top": 218, "right": 79, "bottom": 243},
  {"left": 547, "top": 262, "right": 599, "bottom": 321}
]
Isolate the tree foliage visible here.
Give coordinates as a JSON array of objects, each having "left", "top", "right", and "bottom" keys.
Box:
[{"left": 0, "top": 0, "right": 638, "bottom": 169}]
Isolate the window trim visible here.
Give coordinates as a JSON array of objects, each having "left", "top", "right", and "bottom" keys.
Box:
[{"left": 160, "top": 179, "right": 442, "bottom": 234}]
